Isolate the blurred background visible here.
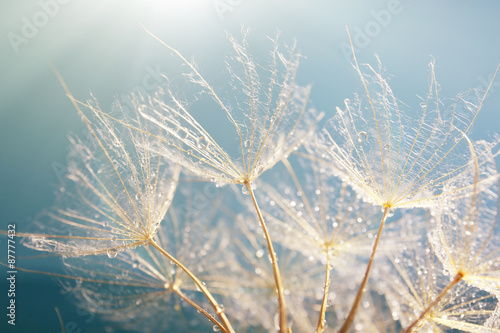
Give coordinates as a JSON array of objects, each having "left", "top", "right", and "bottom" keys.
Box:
[{"left": 1, "top": 0, "right": 500, "bottom": 332}]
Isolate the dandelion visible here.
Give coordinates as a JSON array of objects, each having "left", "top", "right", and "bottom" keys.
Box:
[
  {"left": 254, "top": 155, "right": 381, "bottom": 332},
  {"left": 135, "top": 27, "right": 321, "bottom": 188},
  {"left": 23, "top": 182, "right": 234, "bottom": 332},
  {"left": 309, "top": 28, "right": 499, "bottom": 332},
  {"left": 204, "top": 209, "right": 324, "bottom": 332},
  {"left": 21, "top": 79, "right": 180, "bottom": 257},
  {"left": 379, "top": 230, "right": 499, "bottom": 332},
  {"left": 429, "top": 138, "right": 500, "bottom": 300},
  {"left": 16, "top": 72, "right": 235, "bottom": 332}
]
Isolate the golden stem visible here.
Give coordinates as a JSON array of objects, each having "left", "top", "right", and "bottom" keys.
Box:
[
  {"left": 55, "top": 306, "right": 65, "bottom": 333},
  {"left": 173, "top": 287, "right": 227, "bottom": 333},
  {"left": 247, "top": 183, "right": 288, "bottom": 333},
  {"left": 316, "top": 248, "right": 331, "bottom": 333},
  {"left": 150, "top": 239, "right": 235, "bottom": 333},
  {"left": 402, "top": 272, "right": 463, "bottom": 333},
  {"left": 339, "top": 206, "right": 390, "bottom": 333}
]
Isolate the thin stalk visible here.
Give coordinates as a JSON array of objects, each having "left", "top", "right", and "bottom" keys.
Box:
[
  {"left": 247, "top": 183, "right": 288, "bottom": 333},
  {"left": 150, "top": 239, "right": 235, "bottom": 333},
  {"left": 316, "top": 248, "right": 331, "bottom": 333},
  {"left": 173, "top": 287, "right": 227, "bottom": 333},
  {"left": 402, "top": 272, "right": 464, "bottom": 333},
  {"left": 55, "top": 306, "right": 66, "bottom": 333},
  {"left": 339, "top": 206, "right": 390, "bottom": 333}
]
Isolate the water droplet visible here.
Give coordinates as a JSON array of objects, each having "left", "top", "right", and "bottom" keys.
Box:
[
  {"left": 242, "top": 185, "right": 249, "bottom": 195},
  {"left": 387, "top": 208, "right": 395, "bottom": 217},
  {"left": 213, "top": 325, "right": 220, "bottom": 331},
  {"left": 107, "top": 249, "right": 118, "bottom": 258},
  {"left": 357, "top": 131, "right": 368, "bottom": 143},
  {"left": 256, "top": 249, "right": 264, "bottom": 258},
  {"left": 196, "top": 136, "right": 208, "bottom": 149},
  {"left": 384, "top": 143, "right": 390, "bottom": 150},
  {"left": 244, "top": 140, "right": 251, "bottom": 148},
  {"left": 177, "top": 126, "right": 189, "bottom": 139}
]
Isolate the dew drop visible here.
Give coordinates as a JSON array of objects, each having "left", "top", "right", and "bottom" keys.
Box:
[
  {"left": 242, "top": 186, "right": 249, "bottom": 195},
  {"left": 107, "top": 249, "right": 118, "bottom": 258},
  {"left": 244, "top": 140, "right": 251, "bottom": 148},
  {"left": 213, "top": 325, "right": 220, "bottom": 331},
  {"left": 256, "top": 249, "right": 264, "bottom": 258},
  {"left": 196, "top": 136, "right": 208, "bottom": 149},
  {"left": 177, "top": 126, "right": 189, "bottom": 139},
  {"left": 357, "top": 131, "right": 368, "bottom": 143}
]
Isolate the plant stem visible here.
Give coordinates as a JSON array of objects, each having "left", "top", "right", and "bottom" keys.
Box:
[
  {"left": 316, "top": 248, "right": 331, "bottom": 333},
  {"left": 173, "top": 287, "right": 227, "bottom": 333},
  {"left": 402, "top": 272, "right": 464, "bottom": 333},
  {"left": 339, "top": 206, "right": 390, "bottom": 333},
  {"left": 150, "top": 239, "right": 235, "bottom": 333},
  {"left": 246, "top": 183, "right": 288, "bottom": 333},
  {"left": 55, "top": 306, "right": 66, "bottom": 333}
]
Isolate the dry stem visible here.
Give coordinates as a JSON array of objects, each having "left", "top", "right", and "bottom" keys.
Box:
[
  {"left": 339, "top": 206, "right": 390, "bottom": 333},
  {"left": 316, "top": 248, "right": 331, "bottom": 333},
  {"left": 247, "top": 182, "right": 288, "bottom": 333},
  {"left": 150, "top": 239, "right": 235, "bottom": 333},
  {"left": 402, "top": 272, "right": 464, "bottom": 333}
]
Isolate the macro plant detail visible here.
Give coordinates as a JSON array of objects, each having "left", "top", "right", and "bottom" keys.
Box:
[
  {"left": 21, "top": 87, "right": 181, "bottom": 258},
  {"left": 10, "top": 27, "right": 500, "bottom": 333}
]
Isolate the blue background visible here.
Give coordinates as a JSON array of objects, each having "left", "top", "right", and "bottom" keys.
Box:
[{"left": 1, "top": 1, "right": 500, "bottom": 332}]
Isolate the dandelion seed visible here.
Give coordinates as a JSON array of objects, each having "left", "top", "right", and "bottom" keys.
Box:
[
  {"left": 53, "top": 183, "right": 233, "bottom": 333},
  {"left": 21, "top": 85, "right": 180, "bottom": 257},
  {"left": 429, "top": 138, "right": 500, "bottom": 296},
  {"left": 379, "top": 228, "right": 499, "bottom": 332}
]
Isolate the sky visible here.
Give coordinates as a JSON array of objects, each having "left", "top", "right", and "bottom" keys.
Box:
[{"left": 1, "top": 1, "right": 500, "bottom": 332}]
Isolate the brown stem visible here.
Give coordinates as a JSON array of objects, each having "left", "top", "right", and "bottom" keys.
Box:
[
  {"left": 173, "top": 287, "right": 227, "bottom": 333},
  {"left": 247, "top": 183, "right": 288, "bottom": 333},
  {"left": 316, "top": 248, "right": 331, "bottom": 333},
  {"left": 402, "top": 272, "right": 464, "bottom": 333},
  {"left": 339, "top": 207, "right": 390, "bottom": 333},
  {"left": 150, "top": 239, "right": 235, "bottom": 333},
  {"left": 55, "top": 306, "right": 65, "bottom": 333}
]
